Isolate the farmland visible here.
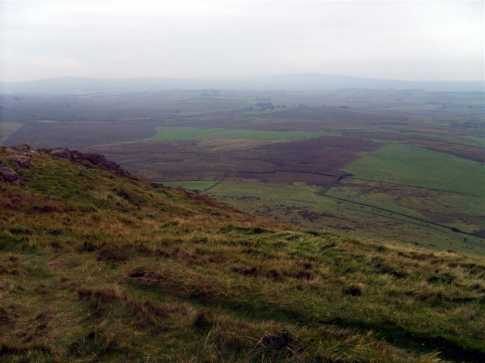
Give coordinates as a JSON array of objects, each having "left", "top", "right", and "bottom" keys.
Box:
[
  {"left": 201, "top": 178, "right": 485, "bottom": 254},
  {"left": 88, "top": 135, "right": 377, "bottom": 188},
  {"left": 153, "top": 127, "right": 319, "bottom": 141},
  {"left": 346, "top": 143, "right": 485, "bottom": 196},
  {"left": 2, "top": 88, "right": 485, "bottom": 253}
]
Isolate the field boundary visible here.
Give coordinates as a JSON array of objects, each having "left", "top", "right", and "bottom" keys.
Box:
[{"left": 319, "top": 191, "right": 485, "bottom": 241}]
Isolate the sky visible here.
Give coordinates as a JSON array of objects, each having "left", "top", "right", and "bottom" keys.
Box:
[{"left": 1, "top": 0, "right": 484, "bottom": 82}]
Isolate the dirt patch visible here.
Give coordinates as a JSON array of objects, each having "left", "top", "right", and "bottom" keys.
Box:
[
  {"left": 343, "top": 285, "right": 363, "bottom": 297},
  {"left": 232, "top": 265, "right": 259, "bottom": 276},
  {"left": 77, "top": 286, "right": 191, "bottom": 331},
  {"left": 0, "top": 307, "right": 12, "bottom": 325},
  {"left": 126, "top": 268, "right": 164, "bottom": 286},
  {"left": 259, "top": 330, "right": 294, "bottom": 350},
  {"left": 192, "top": 312, "right": 213, "bottom": 331},
  {"left": 371, "top": 257, "right": 408, "bottom": 279},
  {"left": 96, "top": 246, "right": 131, "bottom": 263}
]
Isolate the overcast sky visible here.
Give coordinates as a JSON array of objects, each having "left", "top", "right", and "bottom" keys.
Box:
[{"left": 1, "top": 0, "right": 484, "bottom": 82}]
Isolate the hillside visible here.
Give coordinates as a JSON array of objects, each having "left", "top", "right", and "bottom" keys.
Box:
[{"left": 1, "top": 146, "right": 485, "bottom": 362}]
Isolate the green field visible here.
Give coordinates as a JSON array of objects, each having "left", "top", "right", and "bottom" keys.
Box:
[
  {"left": 343, "top": 143, "right": 485, "bottom": 236},
  {"left": 467, "top": 135, "right": 485, "bottom": 147},
  {"left": 202, "top": 179, "right": 485, "bottom": 253},
  {"left": 153, "top": 127, "right": 320, "bottom": 141},
  {"left": 160, "top": 143, "right": 485, "bottom": 253},
  {"left": 162, "top": 180, "right": 217, "bottom": 191},
  {"left": 345, "top": 143, "right": 485, "bottom": 197}
]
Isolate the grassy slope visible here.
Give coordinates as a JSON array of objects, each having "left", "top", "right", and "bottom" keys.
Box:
[
  {"left": 197, "top": 179, "right": 481, "bottom": 253},
  {"left": 2, "top": 149, "right": 485, "bottom": 362}
]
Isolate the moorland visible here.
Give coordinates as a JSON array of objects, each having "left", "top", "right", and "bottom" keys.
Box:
[{"left": 3, "top": 85, "right": 485, "bottom": 253}]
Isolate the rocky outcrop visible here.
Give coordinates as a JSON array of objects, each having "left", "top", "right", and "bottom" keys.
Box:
[
  {"left": 44, "top": 148, "right": 131, "bottom": 177},
  {"left": 0, "top": 145, "right": 132, "bottom": 183},
  {"left": 0, "top": 162, "right": 19, "bottom": 183},
  {"left": 0, "top": 145, "right": 35, "bottom": 183},
  {"left": 7, "top": 154, "right": 32, "bottom": 168}
]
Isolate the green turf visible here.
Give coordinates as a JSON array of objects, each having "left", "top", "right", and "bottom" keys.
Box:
[
  {"left": 162, "top": 180, "right": 217, "bottom": 191},
  {"left": 345, "top": 143, "right": 485, "bottom": 197},
  {"left": 153, "top": 127, "right": 320, "bottom": 141}
]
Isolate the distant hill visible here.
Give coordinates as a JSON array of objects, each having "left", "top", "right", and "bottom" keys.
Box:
[
  {"left": 2, "top": 145, "right": 485, "bottom": 361},
  {"left": 2, "top": 74, "right": 484, "bottom": 94},
  {"left": 250, "top": 73, "right": 485, "bottom": 92}
]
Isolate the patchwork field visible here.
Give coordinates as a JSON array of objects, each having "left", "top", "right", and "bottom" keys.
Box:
[
  {"left": 155, "top": 139, "right": 485, "bottom": 253},
  {"left": 2, "top": 89, "right": 485, "bottom": 253},
  {"left": 170, "top": 179, "right": 483, "bottom": 254}
]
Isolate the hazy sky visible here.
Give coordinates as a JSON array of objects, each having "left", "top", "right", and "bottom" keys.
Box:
[{"left": 1, "top": 0, "right": 484, "bottom": 82}]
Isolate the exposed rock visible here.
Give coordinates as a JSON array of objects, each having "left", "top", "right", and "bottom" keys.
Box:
[
  {"left": 0, "top": 145, "right": 36, "bottom": 181},
  {"left": 1, "top": 144, "right": 132, "bottom": 181},
  {"left": 44, "top": 148, "right": 131, "bottom": 177},
  {"left": 11, "top": 144, "right": 32, "bottom": 153},
  {"left": 0, "top": 162, "right": 19, "bottom": 183},
  {"left": 7, "top": 154, "right": 32, "bottom": 168}
]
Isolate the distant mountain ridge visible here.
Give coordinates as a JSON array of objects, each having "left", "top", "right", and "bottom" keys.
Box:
[{"left": 2, "top": 74, "right": 484, "bottom": 94}]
